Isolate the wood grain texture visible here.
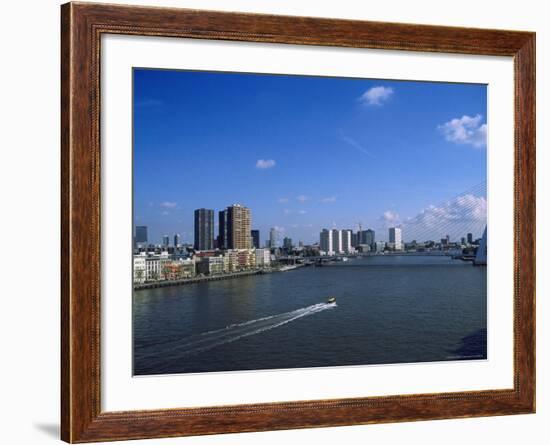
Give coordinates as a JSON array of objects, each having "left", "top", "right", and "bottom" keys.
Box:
[{"left": 60, "top": 2, "right": 536, "bottom": 442}]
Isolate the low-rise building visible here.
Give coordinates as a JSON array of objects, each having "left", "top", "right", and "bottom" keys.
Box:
[
  {"left": 255, "top": 248, "right": 271, "bottom": 268},
  {"left": 133, "top": 254, "right": 146, "bottom": 284},
  {"left": 196, "top": 256, "right": 225, "bottom": 276}
]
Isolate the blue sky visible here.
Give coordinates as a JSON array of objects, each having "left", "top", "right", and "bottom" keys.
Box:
[{"left": 134, "top": 68, "right": 487, "bottom": 245}]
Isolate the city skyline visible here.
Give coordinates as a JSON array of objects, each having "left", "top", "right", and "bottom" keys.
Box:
[{"left": 134, "top": 69, "right": 487, "bottom": 244}]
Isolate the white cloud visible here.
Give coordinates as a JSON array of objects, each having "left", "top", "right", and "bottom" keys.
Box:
[
  {"left": 321, "top": 196, "right": 337, "bottom": 203},
  {"left": 278, "top": 197, "right": 289, "bottom": 203},
  {"left": 380, "top": 210, "right": 401, "bottom": 227},
  {"left": 414, "top": 195, "right": 487, "bottom": 227},
  {"left": 296, "top": 194, "right": 308, "bottom": 202},
  {"left": 283, "top": 209, "right": 292, "bottom": 215},
  {"left": 298, "top": 210, "right": 307, "bottom": 215},
  {"left": 402, "top": 194, "right": 487, "bottom": 241},
  {"left": 256, "top": 159, "right": 276, "bottom": 169},
  {"left": 438, "top": 114, "right": 487, "bottom": 147},
  {"left": 359, "top": 86, "right": 394, "bottom": 106},
  {"left": 159, "top": 201, "right": 177, "bottom": 209}
]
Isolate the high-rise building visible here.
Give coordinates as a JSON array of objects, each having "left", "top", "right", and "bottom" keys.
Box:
[
  {"left": 467, "top": 233, "right": 473, "bottom": 244},
  {"left": 358, "top": 229, "right": 375, "bottom": 248},
  {"left": 135, "top": 226, "right": 148, "bottom": 246},
  {"left": 269, "top": 228, "right": 277, "bottom": 249},
  {"left": 194, "top": 208, "right": 215, "bottom": 251},
  {"left": 251, "top": 230, "right": 260, "bottom": 249},
  {"left": 218, "top": 209, "right": 228, "bottom": 249},
  {"left": 228, "top": 204, "right": 251, "bottom": 249},
  {"left": 331, "top": 229, "right": 342, "bottom": 254},
  {"left": 389, "top": 227, "right": 403, "bottom": 251},
  {"left": 341, "top": 229, "right": 352, "bottom": 253},
  {"left": 162, "top": 235, "right": 170, "bottom": 247},
  {"left": 351, "top": 231, "right": 358, "bottom": 247},
  {"left": 320, "top": 229, "right": 333, "bottom": 255},
  {"left": 365, "top": 229, "right": 375, "bottom": 249},
  {"left": 283, "top": 237, "right": 293, "bottom": 250},
  {"left": 174, "top": 233, "right": 181, "bottom": 248}
]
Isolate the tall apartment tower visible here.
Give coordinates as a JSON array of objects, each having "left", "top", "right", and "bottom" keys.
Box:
[
  {"left": 194, "top": 208, "right": 215, "bottom": 251},
  {"left": 218, "top": 204, "right": 252, "bottom": 250},
  {"left": 341, "top": 229, "right": 353, "bottom": 253},
  {"left": 320, "top": 229, "right": 333, "bottom": 255},
  {"left": 331, "top": 229, "right": 342, "bottom": 254},
  {"left": 229, "top": 204, "right": 251, "bottom": 249},
  {"left": 389, "top": 227, "right": 403, "bottom": 251}
]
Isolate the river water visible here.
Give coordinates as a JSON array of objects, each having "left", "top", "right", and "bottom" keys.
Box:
[{"left": 133, "top": 255, "right": 487, "bottom": 375}]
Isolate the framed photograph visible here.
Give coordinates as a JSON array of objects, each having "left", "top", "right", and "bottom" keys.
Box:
[{"left": 61, "top": 2, "right": 535, "bottom": 442}]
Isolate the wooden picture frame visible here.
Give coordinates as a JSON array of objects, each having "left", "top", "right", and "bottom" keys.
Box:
[{"left": 61, "top": 2, "right": 535, "bottom": 442}]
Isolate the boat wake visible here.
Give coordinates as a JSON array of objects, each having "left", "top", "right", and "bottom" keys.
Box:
[{"left": 136, "top": 302, "right": 337, "bottom": 366}]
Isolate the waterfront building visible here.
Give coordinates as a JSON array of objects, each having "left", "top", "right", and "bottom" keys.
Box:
[
  {"left": 357, "top": 229, "right": 375, "bottom": 250},
  {"left": 135, "top": 225, "right": 148, "bottom": 248},
  {"left": 341, "top": 229, "right": 353, "bottom": 253},
  {"left": 375, "top": 241, "right": 386, "bottom": 252},
  {"left": 331, "top": 229, "right": 342, "bottom": 254},
  {"left": 162, "top": 258, "right": 196, "bottom": 280},
  {"left": 237, "top": 249, "right": 256, "bottom": 270},
  {"left": 162, "top": 235, "right": 170, "bottom": 248},
  {"left": 255, "top": 248, "right": 271, "bottom": 268},
  {"left": 133, "top": 254, "right": 146, "bottom": 284},
  {"left": 196, "top": 256, "right": 225, "bottom": 275},
  {"left": 218, "top": 204, "right": 252, "bottom": 250},
  {"left": 461, "top": 237, "right": 466, "bottom": 246},
  {"left": 251, "top": 229, "right": 260, "bottom": 249},
  {"left": 173, "top": 233, "right": 181, "bottom": 248},
  {"left": 224, "top": 250, "right": 239, "bottom": 273},
  {"left": 194, "top": 208, "right": 215, "bottom": 251},
  {"left": 389, "top": 227, "right": 403, "bottom": 251},
  {"left": 320, "top": 229, "right": 333, "bottom": 255},
  {"left": 357, "top": 244, "right": 371, "bottom": 253},
  {"left": 283, "top": 237, "right": 293, "bottom": 250},
  {"left": 467, "top": 232, "right": 473, "bottom": 244},
  {"left": 269, "top": 227, "right": 278, "bottom": 248}
]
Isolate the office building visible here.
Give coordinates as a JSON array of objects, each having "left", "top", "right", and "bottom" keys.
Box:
[
  {"left": 218, "top": 209, "right": 228, "bottom": 249},
  {"left": 320, "top": 229, "right": 333, "bottom": 255},
  {"left": 389, "top": 227, "right": 403, "bottom": 251},
  {"left": 251, "top": 229, "right": 260, "bottom": 249},
  {"left": 269, "top": 227, "right": 278, "bottom": 249},
  {"left": 283, "top": 237, "right": 293, "bottom": 250},
  {"left": 162, "top": 235, "right": 170, "bottom": 247},
  {"left": 467, "top": 233, "right": 473, "bottom": 244},
  {"left": 135, "top": 225, "right": 148, "bottom": 247},
  {"left": 173, "top": 233, "right": 181, "bottom": 248},
  {"left": 194, "top": 208, "right": 215, "bottom": 251}
]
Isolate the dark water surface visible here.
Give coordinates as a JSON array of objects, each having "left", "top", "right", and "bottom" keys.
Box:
[{"left": 133, "top": 256, "right": 487, "bottom": 375}]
